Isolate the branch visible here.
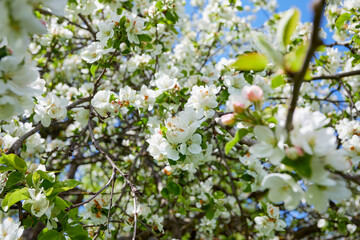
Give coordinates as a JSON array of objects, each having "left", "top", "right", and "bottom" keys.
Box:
[
  {"left": 285, "top": 0, "right": 326, "bottom": 132},
  {"left": 311, "top": 69, "right": 360, "bottom": 80},
  {"left": 78, "top": 14, "right": 97, "bottom": 40},
  {"left": 66, "top": 170, "right": 116, "bottom": 211},
  {"left": 6, "top": 97, "right": 92, "bottom": 155}
]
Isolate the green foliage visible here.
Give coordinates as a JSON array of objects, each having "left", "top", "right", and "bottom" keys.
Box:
[
  {"left": 225, "top": 129, "right": 248, "bottom": 154},
  {"left": 231, "top": 52, "right": 268, "bottom": 72},
  {"left": 277, "top": 8, "right": 300, "bottom": 50}
]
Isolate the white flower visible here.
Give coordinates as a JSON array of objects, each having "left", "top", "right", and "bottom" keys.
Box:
[
  {"left": 96, "top": 21, "right": 115, "bottom": 44},
  {"left": 186, "top": 85, "right": 219, "bottom": 117},
  {"left": 165, "top": 108, "right": 202, "bottom": 144},
  {"left": 262, "top": 173, "right": 303, "bottom": 210},
  {"left": 249, "top": 126, "right": 286, "bottom": 165},
  {"left": 34, "top": 93, "right": 69, "bottom": 127},
  {"left": 254, "top": 216, "right": 275, "bottom": 237},
  {"left": 154, "top": 72, "right": 178, "bottom": 91},
  {"left": 305, "top": 180, "right": 351, "bottom": 212},
  {"left": 81, "top": 42, "right": 114, "bottom": 63},
  {"left": 83, "top": 194, "right": 110, "bottom": 225},
  {"left": 0, "top": 0, "right": 46, "bottom": 55},
  {"left": 125, "top": 13, "right": 145, "bottom": 44},
  {"left": 91, "top": 90, "right": 115, "bottom": 117},
  {"left": 0, "top": 217, "right": 24, "bottom": 240},
  {"left": 0, "top": 55, "right": 43, "bottom": 120},
  {"left": 23, "top": 189, "right": 50, "bottom": 218},
  {"left": 180, "top": 133, "right": 202, "bottom": 155}
]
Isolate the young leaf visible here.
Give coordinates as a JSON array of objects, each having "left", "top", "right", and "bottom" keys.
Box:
[
  {"left": 2, "top": 154, "right": 27, "bottom": 174},
  {"left": 271, "top": 74, "right": 285, "bottom": 89},
  {"left": 335, "top": 12, "right": 352, "bottom": 29},
  {"left": 2, "top": 188, "right": 29, "bottom": 211},
  {"left": 277, "top": 8, "right": 301, "bottom": 50},
  {"left": 284, "top": 43, "right": 308, "bottom": 73},
  {"left": 253, "top": 32, "right": 283, "bottom": 67},
  {"left": 225, "top": 129, "right": 248, "bottom": 154},
  {"left": 231, "top": 52, "right": 268, "bottom": 72},
  {"left": 90, "top": 65, "right": 98, "bottom": 77}
]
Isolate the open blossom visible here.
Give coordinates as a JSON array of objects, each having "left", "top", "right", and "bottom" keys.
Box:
[
  {"left": 23, "top": 189, "right": 50, "bottom": 217},
  {"left": 0, "top": 55, "right": 44, "bottom": 120},
  {"left": 305, "top": 180, "right": 351, "bottom": 212},
  {"left": 34, "top": 93, "right": 69, "bottom": 127},
  {"left": 186, "top": 85, "right": 220, "bottom": 117},
  {"left": 249, "top": 125, "right": 286, "bottom": 165},
  {"left": 262, "top": 173, "right": 303, "bottom": 210},
  {"left": 96, "top": 21, "right": 115, "bottom": 44},
  {"left": 0, "top": 217, "right": 24, "bottom": 240},
  {"left": 154, "top": 72, "right": 178, "bottom": 91},
  {"left": 83, "top": 194, "right": 111, "bottom": 225},
  {"left": 165, "top": 108, "right": 202, "bottom": 144},
  {"left": 125, "top": 13, "right": 145, "bottom": 44},
  {"left": 81, "top": 42, "right": 114, "bottom": 63},
  {"left": 147, "top": 129, "right": 179, "bottom": 161}
]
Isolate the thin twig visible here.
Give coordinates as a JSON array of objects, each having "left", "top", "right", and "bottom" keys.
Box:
[
  {"left": 285, "top": 0, "right": 326, "bottom": 132},
  {"left": 66, "top": 170, "right": 116, "bottom": 211}
]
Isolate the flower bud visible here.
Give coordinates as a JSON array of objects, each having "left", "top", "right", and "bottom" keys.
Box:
[
  {"left": 233, "top": 102, "right": 246, "bottom": 113},
  {"left": 221, "top": 113, "right": 235, "bottom": 126},
  {"left": 285, "top": 146, "right": 304, "bottom": 160},
  {"left": 243, "top": 85, "right": 263, "bottom": 102}
]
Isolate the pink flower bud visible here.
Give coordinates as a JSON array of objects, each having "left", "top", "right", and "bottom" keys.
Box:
[
  {"left": 221, "top": 114, "right": 235, "bottom": 126},
  {"left": 111, "top": 100, "right": 115, "bottom": 104},
  {"left": 285, "top": 146, "right": 304, "bottom": 160},
  {"left": 233, "top": 102, "right": 246, "bottom": 113},
  {"left": 243, "top": 85, "right": 263, "bottom": 102}
]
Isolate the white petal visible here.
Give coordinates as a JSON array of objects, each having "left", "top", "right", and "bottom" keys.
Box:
[
  {"left": 249, "top": 143, "right": 273, "bottom": 158},
  {"left": 254, "top": 125, "right": 275, "bottom": 142},
  {"left": 188, "top": 143, "right": 202, "bottom": 154}
]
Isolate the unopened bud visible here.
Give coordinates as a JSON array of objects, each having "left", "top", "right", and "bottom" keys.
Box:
[
  {"left": 285, "top": 146, "right": 304, "bottom": 160},
  {"left": 221, "top": 114, "right": 235, "bottom": 126},
  {"left": 243, "top": 85, "right": 263, "bottom": 102},
  {"left": 233, "top": 102, "right": 246, "bottom": 113}
]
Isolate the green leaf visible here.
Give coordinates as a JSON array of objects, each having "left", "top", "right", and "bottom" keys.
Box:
[
  {"left": 90, "top": 65, "right": 98, "bottom": 77},
  {"left": 5, "top": 171, "right": 23, "bottom": 188},
  {"left": 271, "top": 74, "right": 285, "bottom": 89},
  {"left": 282, "top": 154, "right": 312, "bottom": 178},
  {"left": 240, "top": 174, "right": 254, "bottom": 181},
  {"left": 231, "top": 52, "right": 268, "bottom": 72},
  {"left": 52, "top": 179, "right": 81, "bottom": 194},
  {"left": 277, "top": 8, "right": 301, "bottom": 49},
  {"left": 253, "top": 32, "right": 283, "bottom": 67},
  {"left": 284, "top": 43, "right": 308, "bottom": 73},
  {"left": 167, "top": 181, "right": 182, "bottom": 195},
  {"left": 1, "top": 154, "right": 27, "bottom": 174},
  {"left": 214, "top": 191, "right": 225, "bottom": 199},
  {"left": 66, "top": 223, "right": 91, "bottom": 240},
  {"left": 138, "top": 34, "right": 152, "bottom": 42},
  {"left": 38, "top": 229, "right": 66, "bottom": 240},
  {"left": 2, "top": 188, "right": 29, "bottom": 211},
  {"left": 225, "top": 129, "right": 248, "bottom": 154},
  {"left": 335, "top": 12, "right": 352, "bottom": 29},
  {"left": 161, "top": 188, "right": 170, "bottom": 199}
]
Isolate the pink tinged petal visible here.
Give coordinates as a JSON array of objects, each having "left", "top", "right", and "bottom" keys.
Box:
[{"left": 249, "top": 142, "right": 274, "bottom": 158}]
